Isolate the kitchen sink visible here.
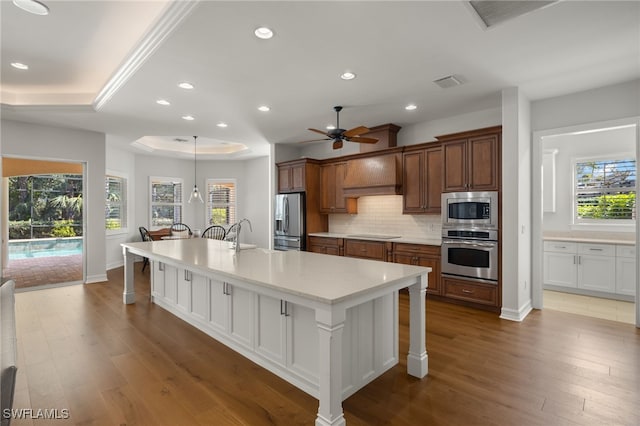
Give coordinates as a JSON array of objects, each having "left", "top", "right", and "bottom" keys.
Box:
[{"left": 346, "top": 234, "right": 401, "bottom": 240}]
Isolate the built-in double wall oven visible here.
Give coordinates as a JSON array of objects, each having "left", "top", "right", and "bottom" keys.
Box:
[{"left": 441, "top": 191, "right": 499, "bottom": 283}]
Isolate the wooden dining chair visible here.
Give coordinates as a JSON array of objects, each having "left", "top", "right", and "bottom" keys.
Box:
[
  {"left": 202, "top": 225, "right": 226, "bottom": 240},
  {"left": 170, "top": 223, "right": 192, "bottom": 238},
  {"left": 138, "top": 226, "right": 153, "bottom": 271}
]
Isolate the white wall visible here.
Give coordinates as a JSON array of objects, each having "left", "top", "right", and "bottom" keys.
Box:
[
  {"left": 105, "top": 140, "right": 137, "bottom": 269},
  {"left": 243, "top": 156, "right": 271, "bottom": 249},
  {"left": 1, "top": 119, "right": 107, "bottom": 283},
  {"left": 542, "top": 126, "right": 636, "bottom": 234}
]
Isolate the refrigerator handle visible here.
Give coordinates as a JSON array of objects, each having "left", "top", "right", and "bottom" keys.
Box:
[{"left": 284, "top": 197, "right": 289, "bottom": 234}]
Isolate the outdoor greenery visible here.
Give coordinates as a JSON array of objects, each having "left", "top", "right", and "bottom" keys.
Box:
[{"left": 8, "top": 174, "right": 83, "bottom": 239}]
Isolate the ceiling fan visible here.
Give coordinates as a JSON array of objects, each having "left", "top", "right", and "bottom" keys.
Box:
[{"left": 303, "top": 106, "right": 378, "bottom": 149}]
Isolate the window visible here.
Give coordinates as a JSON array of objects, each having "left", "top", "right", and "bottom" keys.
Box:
[
  {"left": 105, "top": 173, "right": 127, "bottom": 232},
  {"left": 574, "top": 157, "right": 636, "bottom": 223},
  {"left": 206, "top": 179, "right": 236, "bottom": 226},
  {"left": 150, "top": 177, "right": 183, "bottom": 229}
]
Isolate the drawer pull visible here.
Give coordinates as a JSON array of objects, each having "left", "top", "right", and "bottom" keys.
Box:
[
  {"left": 589, "top": 248, "right": 603, "bottom": 251},
  {"left": 555, "top": 245, "right": 566, "bottom": 249},
  {"left": 461, "top": 289, "right": 474, "bottom": 294}
]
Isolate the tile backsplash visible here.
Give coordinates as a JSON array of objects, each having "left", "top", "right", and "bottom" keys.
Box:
[{"left": 329, "top": 195, "right": 441, "bottom": 239}]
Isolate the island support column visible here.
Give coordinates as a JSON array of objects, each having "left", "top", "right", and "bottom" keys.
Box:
[
  {"left": 315, "top": 306, "right": 347, "bottom": 426},
  {"left": 122, "top": 246, "right": 136, "bottom": 304},
  {"left": 407, "top": 273, "right": 428, "bottom": 378}
]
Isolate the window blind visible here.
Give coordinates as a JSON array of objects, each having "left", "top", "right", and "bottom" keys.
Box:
[
  {"left": 150, "top": 178, "right": 183, "bottom": 228},
  {"left": 575, "top": 159, "right": 636, "bottom": 220},
  {"left": 105, "top": 175, "right": 127, "bottom": 230},
  {"left": 206, "top": 180, "right": 236, "bottom": 226}
]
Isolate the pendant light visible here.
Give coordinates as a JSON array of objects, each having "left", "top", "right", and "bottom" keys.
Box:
[{"left": 188, "top": 136, "right": 204, "bottom": 203}]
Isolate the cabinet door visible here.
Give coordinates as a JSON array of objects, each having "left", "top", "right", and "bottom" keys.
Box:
[
  {"left": 228, "top": 284, "right": 255, "bottom": 349},
  {"left": 616, "top": 257, "right": 636, "bottom": 296},
  {"left": 443, "top": 140, "right": 467, "bottom": 192},
  {"left": 424, "top": 146, "right": 443, "bottom": 212},
  {"left": 286, "top": 302, "right": 318, "bottom": 382},
  {"left": 151, "top": 261, "right": 165, "bottom": 299},
  {"left": 320, "top": 164, "right": 337, "bottom": 212},
  {"left": 468, "top": 134, "right": 499, "bottom": 191},
  {"left": 164, "top": 264, "right": 179, "bottom": 303},
  {"left": 344, "top": 240, "right": 385, "bottom": 261},
  {"left": 177, "top": 269, "right": 192, "bottom": 312},
  {"left": 278, "top": 166, "right": 292, "bottom": 193},
  {"left": 290, "top": 163, "right": 306, "bottom": 192},
  {"left": 190, "top": 274, "right": 209, "bottom": 321},
  {"left": 209, "top": 279, "right": 228, "bottom": 334},
  {"left": 578, "top": 255, "right": 616, "bottom": 293},
  {"left": 402, "top": 150, "right": 424, "bottom": 213},
  {"left": 543, "top": 252, "right": 577, "bottom": 288},
  {"left": 255, "top": 294, "right": 287, "bottom": 366}
]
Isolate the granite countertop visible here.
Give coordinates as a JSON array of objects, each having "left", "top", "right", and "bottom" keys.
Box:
[
  {"left": 122, "top": 238, "right": 429, "bottom": 304},
  {"left": 543, "top": 235, "right": 635, "bottom": 246},
  {"left": 309, "top": 232, "right": 441, "bottom": 246}
]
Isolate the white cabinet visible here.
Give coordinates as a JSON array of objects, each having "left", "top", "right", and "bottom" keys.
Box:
[
  {"left": 616, "top": 246, "right": 636, "bottom": 297},
  {"left": 543, "top": 240, "right": 635, "bottom": 298},
  {"left": 543, "top": 242, "right": 578, "bottom": 288},
  {"left": 255, "top": 294, "right": 318, "bottom": 384},
  {"left": 208, "top": 278, "right": 255, "bottom": 349}
]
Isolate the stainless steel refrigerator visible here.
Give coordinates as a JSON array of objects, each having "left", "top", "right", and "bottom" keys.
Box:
[{"left": 274, "top": 193, "right": 305, "bottom": 251}]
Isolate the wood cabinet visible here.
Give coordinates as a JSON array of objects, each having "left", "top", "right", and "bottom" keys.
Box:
[
  {"left": 308, "top": 236, "right": 343, "bottom": 256},
  {"left": 442, "top": 276, "right": 498, "bottom": 309},
  {"left": 402, "top": 144, "right": 442, "bottom": 214},
  {"left": 320, "top": 162, "right": 357, "bottom": 214},
  {"left": 344, "top": 239, "right": 391, "bottom": 261},
  {"left": 392, "top": 243, "right": 441, "bottom": 295},
  {"left": 276, "top": 159, "right": 328, "bottom": 240},
  {"left": 437, "top": 126, "right": 501, "bottom": 192}
]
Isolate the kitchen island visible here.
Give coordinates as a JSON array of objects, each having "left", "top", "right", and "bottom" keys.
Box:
[{"left": 121, "top": 238, "right": 429, "bottom": 426}]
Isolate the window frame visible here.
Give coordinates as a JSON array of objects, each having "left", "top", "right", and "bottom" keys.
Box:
[
  {"left": 572, "top": 154, "right": 636, "bottom": 229},
  {"left": 205, "top": 178, "right": 237, "bottom": 227},
  {"left": 149, "top": 176, "right": 184, "bottom": 230},
  {"left": 105, "top": 170, "right": 129, "bottom": 235}
]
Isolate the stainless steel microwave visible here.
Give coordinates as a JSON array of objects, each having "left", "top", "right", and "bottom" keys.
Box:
[{"left": 441, "top": 191, "right": 498, "bottom": 229}]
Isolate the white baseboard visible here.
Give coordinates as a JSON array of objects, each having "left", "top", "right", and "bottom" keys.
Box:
[
  {"left": 500, "top": 301, "right": 533, "bottom": 322},
  {"left": 85, "top": 274, "right": 108, "bottom": 284}
]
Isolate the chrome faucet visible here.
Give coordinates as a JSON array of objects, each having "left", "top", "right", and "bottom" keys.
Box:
[{"left": 234, "top": 218, "right": 252, "bottom": 252}]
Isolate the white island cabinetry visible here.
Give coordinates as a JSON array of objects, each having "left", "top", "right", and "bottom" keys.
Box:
[{"left": 123, "top": 238, "right": 429, "bottom": 426}]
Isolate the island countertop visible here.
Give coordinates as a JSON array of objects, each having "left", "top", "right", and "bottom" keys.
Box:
[{"left": 122, "top": 238, "right": 430, "bottom": 305}]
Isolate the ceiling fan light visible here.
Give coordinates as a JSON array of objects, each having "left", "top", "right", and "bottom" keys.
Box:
[
  {"left": 326, "top": 125, "right": 336, "bottom": 130},
  {"left": 340, "top": 72, "right": 356, "bottom": 80},
  {"left": 13, "top": 0, "right": 49, "bottom": 15},
  {"left": 258, "top": 105, "right": 270, "bottom": 112},
  {"left": 405, "top": 104, "right": 417, "bottom": 111}
]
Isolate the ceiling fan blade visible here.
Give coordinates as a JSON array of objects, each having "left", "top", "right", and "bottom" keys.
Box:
[
  {"left": 298, "top": 137, "right": 330, "bottom": 144},
  {"left": 308, "top": 128, "right": 328, "bottom": 136},
  {"left": 348, "top": 136, "right": 378, "bottom": 144},
  {"left": 332, "top": 140, "right": 344, "bottom": 150},
  {"left": 343, "top": 126, "right": 370, "bottom": 138}
]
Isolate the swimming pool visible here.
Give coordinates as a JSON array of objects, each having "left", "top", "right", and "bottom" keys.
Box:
[{"left": 8, "top": 237, "right": 83, "bottom": 260}]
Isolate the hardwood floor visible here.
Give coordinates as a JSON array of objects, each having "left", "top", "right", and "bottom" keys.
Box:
[{"left": 9, "top": 266, "right": 640, "bottom": 425}]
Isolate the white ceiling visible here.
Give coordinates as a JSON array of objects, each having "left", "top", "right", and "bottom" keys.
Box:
[{"left": 1, "top": 1, "right": 638, "bottom": 159}]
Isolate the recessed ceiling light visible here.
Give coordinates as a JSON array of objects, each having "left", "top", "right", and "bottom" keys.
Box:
[
  {"left": 182, "top": 115, "right": 195, "bottom": 121},
  {"left": 217, "top": 122, "right": 228, "bottom": 128},
  {"left": 10, "top": 62, "right": 29, "bottom": 70},
  {"left": 178, "top": 82, "right": 194, "bottom": 90},
  {"left": 156, "top": 99, "right": 170, "bottom": 106},
  {"left": 254, "top": 27, "right": 274, "bottom": 39},
  {"left": 258, "top": 105, "right": 270, "bottom": 112},
  {"left": 340, "top": 72, "right": 356, "bottom": 80},
  {"left": 13, "top": 0, "right": 49, "bottom": 16},
  {"left": 405, "top": 104, "right": 417, "bottom": 111}
]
